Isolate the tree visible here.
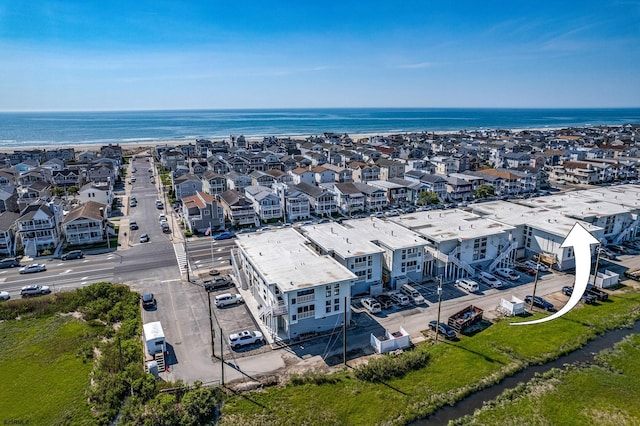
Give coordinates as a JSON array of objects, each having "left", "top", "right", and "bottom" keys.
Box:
[
  {"left": 52, "top": 187, "right": 65, "bottom": 197},
  {"left": 475, "top": 184, "right": 495, "bottom": 199},
  {"left": 418, "top": 191, "right": 439, "bottom": 206}
]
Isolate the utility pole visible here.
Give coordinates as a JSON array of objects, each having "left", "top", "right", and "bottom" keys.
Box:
[
  {"left": 591, "top": 244, "right": 602, "bottom": 288},
  {"left": 435, "top": 276, "right": 443, "bottom": 343},
  {"left": 220, "top": 329, "right": 224, "bottom": 386},
  {"left": 208, "top": 291, "right": 215, "bottom": 358},
  {"left": 184, "top": 239, "right": 190, "bottom": 282},
  {"left": 343, "top": 296, "right": 347, "bottom": 366},
  {"left": 529, "top": 255, "right": 542, "bottom": 311}
]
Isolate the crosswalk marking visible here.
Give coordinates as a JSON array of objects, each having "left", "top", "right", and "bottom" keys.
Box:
[{"left": 173, "top": 243, "right": 191, "bottom": 276}]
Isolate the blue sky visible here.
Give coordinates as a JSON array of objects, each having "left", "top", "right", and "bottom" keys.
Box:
[{"left": 1, "top": 1, "right": 639, "bottom": 111}]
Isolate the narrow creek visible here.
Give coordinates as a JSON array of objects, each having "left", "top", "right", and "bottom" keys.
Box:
[{"left": 413, "top": 320, "right": 640, "bottom": 425}]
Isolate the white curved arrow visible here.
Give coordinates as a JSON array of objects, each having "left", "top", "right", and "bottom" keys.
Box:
[{"left": 512, "top": 222, "right": 599, "bottom": 326}]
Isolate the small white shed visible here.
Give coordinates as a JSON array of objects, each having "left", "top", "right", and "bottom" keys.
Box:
[
  {"left": 590, "top": 270, "right": 619, "bottom": 289},
  {"left": 143, "top": 321, "right": 166, "bottom": 355},
  {"left": 370, "top": 327, "right": 411, "bottom": 354},
  {"left": 498, "top": 296, "right": 526, "bottom": 316}
]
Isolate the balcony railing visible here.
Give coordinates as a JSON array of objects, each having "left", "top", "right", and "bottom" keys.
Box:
[
  {"left": 297, "top": 294, "right": 315, "bottom": 303},
  {"left": 298, "top": 310, "right": 315, "bottom": 320}
]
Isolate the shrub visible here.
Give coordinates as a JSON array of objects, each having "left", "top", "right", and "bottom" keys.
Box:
[
  {"left": 289, "top": 370, "right": 341, "bottom": 386},
  {"left": 354, "top": 349, "right": 430, "bottom": 382}
]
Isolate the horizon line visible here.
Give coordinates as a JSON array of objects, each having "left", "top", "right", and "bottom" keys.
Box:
[{"left": 2, "top": 106, "right": 640, "bottom": 114}]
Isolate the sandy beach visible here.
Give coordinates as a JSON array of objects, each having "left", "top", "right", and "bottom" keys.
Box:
[{"left": 0, "top": 126, "right": 577, "bottom": 155}]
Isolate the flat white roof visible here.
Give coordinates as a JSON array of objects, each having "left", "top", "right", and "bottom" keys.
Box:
[
  {"left": 314, "top": 217, "right": 426, "bottom": 250},
  {"left": 301, "top": 223, "right": 385, "bottom": 258},
  {"left": 391, "top": 209, "right": 514, "bottom": 242},
  {"left": 569, "top": 184, "right": 640, "bottom": 210},
  {"left": 471, "top": 201, "right": 602, "bottom": 237},
  {"left": 236, "top": 228, "right": 356, "bottom": 292},
  {"left": 143, "top": 321, "right": 164, "bottom": 341},
  {"left": 516, "top": 192, "right": 632, "bottom": 218}
]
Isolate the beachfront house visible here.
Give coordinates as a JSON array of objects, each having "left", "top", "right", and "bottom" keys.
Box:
[
  {"left": 218, "top": 190, "right": 259, "bottom": 228},
  {"left": 294, "top": 182, "right": 338, "bottom": 217},
  {"left": 62, "top": 201, "right": 109, "bottom": 246},
  {"left": 17, "top": 200, "right": 64, "bottom": 257},
  {"left": 0, "top": 187, "right": 19, "bottom": 213},
  {"left": 77, "top": 182, "right": 113, "bottom": 215},
  {"left": 181, "top": 191, "right": 225, "bottom": 234},
  {"left": 0, "top": 211, "right": 20, "bottom": 256},
  {"left": 244, "top": 185, "right": 283, "bottom": 223},
  {"left": 52, "top": 169, "right": 83, "bottom": 188},
  {"left": 201, "top": 171, "right": 228, "bottom": 195},
  {"left": 173, "top": 173, "right": 203, "bottom": 201}
]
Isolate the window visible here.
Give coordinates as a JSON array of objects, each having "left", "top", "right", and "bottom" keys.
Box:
[
  {"left": 297, "top": 304, "right": 315, "bottom": 319},
  {"left": 334, "top": 284, "right": 340, "bottom": 295},
  {"left": 472, "top": 237, "right": 488, "bottom": 261},
  {"left": 326, "top": 306, "right": 332, "bottom": 313},
  {"left": 326, "top": 285, "right": 331, "bottom": 297}
]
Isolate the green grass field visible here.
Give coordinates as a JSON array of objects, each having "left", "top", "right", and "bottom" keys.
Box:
[
  {"left": 0, "top": 314, "right": 99, "bottom": 425},
  {"left": 455, "top": 333, "right": 640, "bottom": 425},
  {"left": 220, "top": 288, "right": 640, "bottom": 426}
]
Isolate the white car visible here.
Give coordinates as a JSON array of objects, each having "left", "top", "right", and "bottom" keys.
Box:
[
  {"left": 494, "top": 268, "right": 520, "bottom": 282},
  {"left": 158, "top": 214, "right": 166, "bottom": 222},
  {"left": 456, "top": 278, "right": 480, "bottom": 292},
  {"left": 523, "top": 260, "right": 549, "bottom": 272},
  {"left": 388, "top": 291, "right": 410, "bottom": 306},
  {"left": 214, "top": 293, "right": 244, "bottom": 307},
  {"left": 361, "top": 297, "right": 381, "bottom": 314},
  {"left": 0, "top": 290, "right": 9, "bottom": 301},
  {"left": 19, "top": 263, "right": 47, "bottom": 274},
  {"left": 477, "top": 272, "right": 502, "bottom": 288},
  {"left": 228, "top": 330, "right": 263, "bottom": 349}
]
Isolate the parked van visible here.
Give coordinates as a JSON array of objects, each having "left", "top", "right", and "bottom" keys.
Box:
[
  {"left": 456, "top": 278, "right": 480, "bottom": 293},
  {"left": 214, "top": 293, "right": 243, "bottom": 307},
  {"left": 400, "top": 284, "right": 426, "bottom": 305}
]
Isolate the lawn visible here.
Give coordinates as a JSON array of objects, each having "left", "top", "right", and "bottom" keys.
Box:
[
  {"left": 0, "top": 314, "right": 99, "bottom": 425},
  {"left": 220, "top": 288, "right": 640, "bottom": 426},
  {"left": 455, "top": 333, "right": 640, "bottom": 425}
]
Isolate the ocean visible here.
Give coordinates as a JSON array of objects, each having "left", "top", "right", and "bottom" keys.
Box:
[{"left": 1, "top": 108, "right": 639, "bottom": 149}]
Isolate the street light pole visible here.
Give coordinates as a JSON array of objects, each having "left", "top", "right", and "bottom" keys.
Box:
[
  {"left": 184, "top": 239, "right": 190, "bottom": 282},
  {"left": 435, "top": 276, "right": 443, "bottom": 343},
  {"left": 591, "top": 244, "right": 602, "bottom": 288},
  {"left": 529, "top": 255, "right": 542, "bottom": 311}
]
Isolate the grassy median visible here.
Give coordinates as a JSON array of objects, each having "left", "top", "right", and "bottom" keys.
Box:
[{"left": 220, "top": 286, "right": 640, "bottom": 426}]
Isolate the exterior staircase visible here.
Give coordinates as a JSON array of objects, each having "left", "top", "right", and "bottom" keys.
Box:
[
  {"left": 447, "top": 246, "right": 477, "bottom": 277},
  {"left": 488, "top": 240, "right": 519, "bottom": 271},
  {"left": 614, "top": 214, "right": 639, "bottom": 244}
]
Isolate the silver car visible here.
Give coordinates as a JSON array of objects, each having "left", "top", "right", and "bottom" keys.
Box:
[
  {"left": 20, "top": 285, "right": 51, "bottom": 297},
  {"left": 19, "top": 263, "right": 47, "bottom": 274}
]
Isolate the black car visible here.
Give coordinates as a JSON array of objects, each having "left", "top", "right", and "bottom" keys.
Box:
[
  {"left": 428, "top": 320, "right": 457, "bottom": 339},
  {"left": 375, "top": 294, "right": 394, "bottom": 309},
  {"left": 525, "top": 295, "right": 557, "bottom": 312},
  {"left": 61, "top": 250, "right": 84, "bottom": 261},
  {"left": 561, "top": 286, "right": 596, "bottom": 304},
  {"left": 204, "top": 276, "right": 234, "bottom": 292},
  {"left": 585, "top": 284, "right": 609, "bottom": 301},
  {"left": 141, "top": 293, "right": 156, "bottom": 309},
  {"left": 0, "top": 257, "right": 20, "bottom": 269}
]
